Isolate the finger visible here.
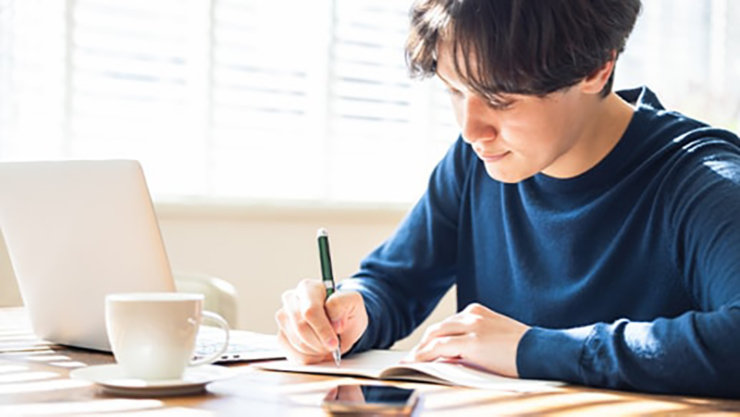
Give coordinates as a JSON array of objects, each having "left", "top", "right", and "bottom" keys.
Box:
[
  {"left": 291, "top": 311, "right": 332, "bottom": 353},
  {"left": 411, "top": 333, "right": 474, "bottom": 363},
  {"left": 282, "top": 291, "right": 328, "bottom": 354},
  {"left": 325, "top": 291, "right": 368, "bottom": 353},
  {"left": 276, "top": 308, "right": 325, "bottom": 356},
  {"left": 414, "top": 316, "right": 471, "bottom": 355},
  {"left": 276, "top": 327, "right": 305, "bottom": 361},
  {"left": 325, "top": 291, "right": 363, "bottom": 332},
  {"left": 276, "top": 328, "right": 328, "bottom": 364},
  {"left": 277, "top": 328, "right": 329, "bottom": 364},
  {"left": 296, "top": 280, "right": 341, "bottom": 350}
]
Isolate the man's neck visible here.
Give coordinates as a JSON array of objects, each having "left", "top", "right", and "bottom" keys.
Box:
[{"left": 543, "top": 92, "right": 635, "bottom": 179}]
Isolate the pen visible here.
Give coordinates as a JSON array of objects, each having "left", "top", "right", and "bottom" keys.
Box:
[{"left": 317, "top": 227, "right": 342, "bottom": 367}]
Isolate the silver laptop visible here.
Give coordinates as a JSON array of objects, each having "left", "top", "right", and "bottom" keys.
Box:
[{"left": 0, "top": 160, "right": 282, "bottom": 361}]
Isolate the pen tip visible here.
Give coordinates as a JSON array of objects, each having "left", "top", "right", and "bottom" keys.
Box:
[
  {"left": 317, "top": 228, "right": 328, "bottom": 238},
  {"left": 333, "top": 351, "right": 341, "bottom": 367}
]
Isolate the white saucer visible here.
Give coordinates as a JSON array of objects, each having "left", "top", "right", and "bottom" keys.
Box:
[{"left": 70, "top": 364, "right": 235, "bottom": 397}]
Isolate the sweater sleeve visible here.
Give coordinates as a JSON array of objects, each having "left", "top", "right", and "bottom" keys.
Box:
[
  {"left": 338, "top": 137, "right": 470, "bottom": 353},
  {"left": 517, "top": 132, "right": 740, "bottom": 397}
]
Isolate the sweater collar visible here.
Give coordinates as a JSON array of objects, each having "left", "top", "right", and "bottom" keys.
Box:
[{"left": 527, "top": 86, "right": 656, "bottom": 194}]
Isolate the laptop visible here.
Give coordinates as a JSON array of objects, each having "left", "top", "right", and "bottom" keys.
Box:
[{"left": 0, "top": 160, "right": 282, "bottom": 362}]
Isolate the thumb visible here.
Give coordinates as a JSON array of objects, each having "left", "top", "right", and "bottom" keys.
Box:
[{"left": 325, "top": 291, "right": 363, "bottom": 332}]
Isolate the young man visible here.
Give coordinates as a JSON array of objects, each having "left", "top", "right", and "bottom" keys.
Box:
[{"left": 275, "top": 0, "right": 740, "bottom": 397}]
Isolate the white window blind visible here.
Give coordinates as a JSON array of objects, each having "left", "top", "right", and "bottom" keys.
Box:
[
  {"left": 329, "top": 0, "right": 456, "bottom": 202},
  {"left": 615, "top": 0, "right": 740, "bottom": 131},
  {"left": 0, "top": 0, "right": 11, "bottom": 149},
  {"left": 0, "top": 0, "right": 456, "bottom": 203},
  {"left": 69, "top": 0, "right": 201, "bottom": 195},
  {"left": 209, "top": 0, "right": 328, "bottom": 200},
  {"left": 0, "top": 0, "right": 66, "bottom": 161},
  {"left": 1, "top": 0, "right": 738, "bottom": 203}
]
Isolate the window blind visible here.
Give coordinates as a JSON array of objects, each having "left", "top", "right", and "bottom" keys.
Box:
[
  {"left": 329, "top": 0, "right": 457, "bottom": 202},
  {"left": 0, "top": 0, "right": 66, "bottom": 161},
  {"left": 1, "top": 0, "right": 737, "bottom": 204},
  {"left": 0, "top": 0, "right": 11, "bottom": 151},
  {"left": 209, "top": 0, "right": 328, "bottom": 200},
  {"left": 69, "top": 0, "right": 200, "bottom": 195},
  {"left": 0, "top": 0, "right": 457, "bottom": 203},
  {"left": 615, "top": 0, "right": 740, "bottom": 130}
]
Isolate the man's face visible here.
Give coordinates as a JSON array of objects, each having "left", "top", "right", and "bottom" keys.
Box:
[{"left": 436, "top": 42, "right": 598, "bottom": 183}]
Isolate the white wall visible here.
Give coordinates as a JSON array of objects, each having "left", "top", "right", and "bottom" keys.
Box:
[{"left": 0, "top": 201, "right": 456, "bottom": 350}]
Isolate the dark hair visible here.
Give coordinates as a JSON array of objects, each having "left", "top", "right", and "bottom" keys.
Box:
[{"left": 406, "top": 0, "right": 641, "bottom": 105}]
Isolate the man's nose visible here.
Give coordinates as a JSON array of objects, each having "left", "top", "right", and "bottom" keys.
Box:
[{"left": 460, "top": 95, "right": 496, "bottom": 145}]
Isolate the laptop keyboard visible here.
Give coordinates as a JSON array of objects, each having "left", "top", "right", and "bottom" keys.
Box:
[{"left": 193, "top": 328, "right": 284, "bottom": 363}]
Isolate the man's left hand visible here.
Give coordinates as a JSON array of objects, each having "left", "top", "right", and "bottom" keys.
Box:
[{"left": 405, "top": 303, "right": 530, "bottom": 377}]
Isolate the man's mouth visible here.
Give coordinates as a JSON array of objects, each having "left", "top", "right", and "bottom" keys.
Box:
[{"left": 479, "top": 151, "right": 510, "bottom": 163}]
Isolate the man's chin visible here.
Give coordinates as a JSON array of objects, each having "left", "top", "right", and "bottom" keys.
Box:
[{"left": 484, "top": 165, "right": 531, "bottom": 184}]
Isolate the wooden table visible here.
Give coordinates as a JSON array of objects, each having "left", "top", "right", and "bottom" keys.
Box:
[{"left": 2, "top": 307, "right": 739, "bottom": 416}]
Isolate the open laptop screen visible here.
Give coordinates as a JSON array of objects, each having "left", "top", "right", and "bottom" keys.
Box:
[{"left": 0, "top": 160, "right": 175, "bottom": 351}]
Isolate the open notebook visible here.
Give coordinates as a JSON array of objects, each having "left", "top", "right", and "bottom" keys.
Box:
[{"left": 256, "top": 350, "right": 563, "bottom": 392}]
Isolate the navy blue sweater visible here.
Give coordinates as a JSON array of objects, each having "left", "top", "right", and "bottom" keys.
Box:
[{"left": 340, "top": 87, "right": 740, "bottom": 397}]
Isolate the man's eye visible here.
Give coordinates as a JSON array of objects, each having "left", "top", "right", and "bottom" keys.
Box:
[{"left": 447, "top": 89, "right": 463, "bottom": 98}]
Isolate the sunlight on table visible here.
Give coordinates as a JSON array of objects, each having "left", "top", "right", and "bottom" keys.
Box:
[
  {"left": 0, "top": 364, "right": 29, "bottom": 374},
  {"left": 0, "top": 377, "right": 91, "bottom": 394},
  {"left": 0, "top": 370, "right": 59, "bottom": 383},
  {"left": 0, "top": 399, "right": 163, "bottom": 416}
]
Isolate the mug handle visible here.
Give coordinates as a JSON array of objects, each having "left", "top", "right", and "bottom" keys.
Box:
[{"left": 190, "top": 311, "right": 230, "bottom": 367}]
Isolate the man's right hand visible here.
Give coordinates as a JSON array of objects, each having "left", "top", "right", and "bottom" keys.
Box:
[{"left": 275, "top": 279, "right": 368, "bottom": 364}]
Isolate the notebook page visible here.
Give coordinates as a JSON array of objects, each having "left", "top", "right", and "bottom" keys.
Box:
[
  {"left": 256, "top": 350, "right": 407, "bottom": 379},
  {"left": 382, "top": 360, "right": 564, "bottom": 392}
]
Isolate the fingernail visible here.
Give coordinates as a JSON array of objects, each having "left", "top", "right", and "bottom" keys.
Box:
[
  {"left": 332, "top": 319, "right": 343, "bottom": 332},
  {"left": 326, "top": 338, "right": 337, "bottom": 349}
]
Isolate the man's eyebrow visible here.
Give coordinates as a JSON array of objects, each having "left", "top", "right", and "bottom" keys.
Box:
[{"left": 435, "top": 68, "right": 516, "bottom": 106}]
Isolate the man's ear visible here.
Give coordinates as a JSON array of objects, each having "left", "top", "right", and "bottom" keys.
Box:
[{"left": 579, "top": 51, "right": 616, "bottom": 94}]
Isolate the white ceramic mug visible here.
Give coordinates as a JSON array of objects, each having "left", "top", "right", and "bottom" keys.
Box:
[{"left": 105, "top": 292, "right": 230, "bottom": 380}]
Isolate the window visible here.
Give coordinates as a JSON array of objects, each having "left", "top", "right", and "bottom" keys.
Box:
[
  {"left": 1, "top": 0, "right": 738, "bottom": 203},
  {"left": 615, "top": 0, "right": 740, "bottom": 131},
  {"left": 0, "top": 0, "right": 457, "bottom": 203}
]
